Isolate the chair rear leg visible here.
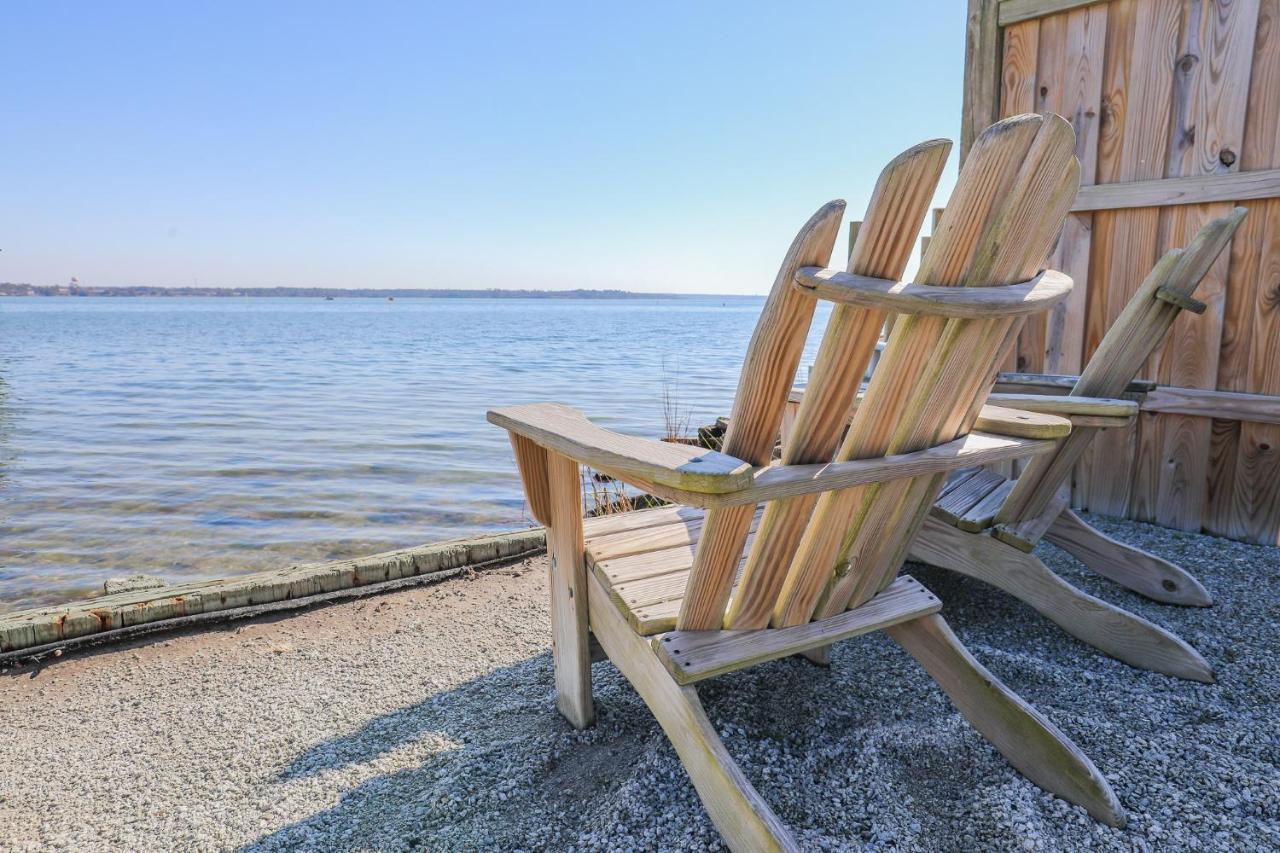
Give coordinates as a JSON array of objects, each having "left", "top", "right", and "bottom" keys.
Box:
[
  {"left": 887, "top": 613, "right": 1127, "bottom": 828},
  {"left": 1045, "top": 509, "right": 1212, "bottom": 606},
  {"left": 912, "top": 516, "right": 1215, "bottom": 682},
  {"left": 587, "top": 573, "right": 798, "bottom": 852}
]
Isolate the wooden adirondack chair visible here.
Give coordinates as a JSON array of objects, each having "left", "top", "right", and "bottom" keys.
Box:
[
  {"left": 489, "top": 115, "right": 1127, "bottom": 849},
  {"left": 789, "top": 210, "right": 1244, "bottom": 684}
]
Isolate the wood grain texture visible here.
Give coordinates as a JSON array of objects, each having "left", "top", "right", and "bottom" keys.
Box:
[
  {"left": 578, "top": 431, "right": 1056, "bottom": 513},
  {"left": 658, "top": 576, "right": 940, "bottom": 684},
  {"left": 964, "top": 0, "right": 1005, "bottom": 161},
  {"left": 776, "top": 115, "right": 1080, "bottom": 627},
  {"left": 677, "top": 201, "right": 844, "bottom": 630},
  {"left": 1070, "top": 167, "right": 1280, "bottom": 209},
  {"left": 1045, "top": 4, "right": 1108, "bottom": 373},
  {"left": 999, "top": 211, "right": 1244, "bottom": 529},
  {"left": 1227, "top": 0, "right": 1280, "bottom": 543},
  {"left": 508, "top": 432, "right": 552, "bottom": 526},
  {"left": 1084, "top": 0, "right": 1181, "bottom": 516},
  {"left": 999, "top": 0, "right": 1109, "bottom": 26},
  {"left": 489, "top": 403, "right": 753, "bottom": 494},
  {"left": 793, "top": 267, "right": 1073, "bottom": 317},
  {"left": 1003, "top": 21, "right": 1042, "bottom": 118},
  {"left": 545, "top": 451, "right": 593, "bottom": 729},
  {"left": 726, "top": 142, "right": 949, "bottom": 629},
  {"left": 1141, "top": 385, "right": 1280, "bottom": 422},
  {"left": 985, "top": 393, "right": 1138, "bottom": 418},
  {"left": 1143, "top": 0, "right": 1260, "bottom": 531}
]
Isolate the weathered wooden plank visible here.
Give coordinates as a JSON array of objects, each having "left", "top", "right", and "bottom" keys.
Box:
[
  {"left": 1002, "top": 20, "right": 1042, "bottom": 116},
  {"left": 509, "top": 432, "right": 553, "bottom": 525},
  {"left": 545, "top": 451, "right": 593, "bottom": 728},
  {"left": 996, "top": 15, "right": 1042, "bottom": 375},
  {"left": 725, "top": 142, "right": 950, "bottom": 629},
  {"left": 985, "top": 393, "right": 1138, "bottom": 418},
  {"left": 993, "top": 371, "right": 1156, "bottom": 394},
  {"left": 958, "top": 478, "right": 1017, "bottom": 532},
  {"left": 1139, "top": 385, "right": 1280, "bottom": 423},
  {"left": 932, "top": 469, "right": 1008, "bottom": 525},
  {"left": 1145, "top": 0, "right": 1259, "bottom": 531},
  {"left": 583, "top": 504, "right": 699, "bottom": 542},
  {"left": 778, "top": 115, "right": 1080, "bottom": 626},
  {"left": 999, "top": 0, "right": 1108, "bottom": 27},
  {"left": 793, "top": 267, "right": 1073, "bottom": 318},
  {"left": 1070, "top": 167, "right": 1280, "bottom": 210},
  {"left": 1019, "top": 10, "right": 1069, "bottom": 373},
  {"left": 1000, "top": 211, "right": 1245, "bottom": 530},
  {"left": 656, "top": 576, "right": 940, "bottom": 685},
  {"left": 587, "top": 507, "right": 760, "bottom": 566},
  {"left": 975, "top": 404, "right": 1075, "bottom": 437},
  {"left": 591, "top": 510, "right": 763, "bottom": 584},
  {"left": 994, "top": 485, "right": 1072, "bottom": 550},
  {"left": 1084, "top": 0, "right": 1179, "bottom": 516},
  {"left": 489, "top": 403, "right": 754, "bottom": 494},
  {"left": 963, "top": 0, "right": 1005, "bottom": 162},
  {"left": 620, "top": 431, "right": 1055, "bottom": 512},
  {"left": 1227, "top": 0, "right": 1280, "bottom": 543},
  {"left": 677, "top": 201, "right": 844, "bottom": 630},
  {"left": 1045, "top": 3, "right": 1108, "bottom": 374}
]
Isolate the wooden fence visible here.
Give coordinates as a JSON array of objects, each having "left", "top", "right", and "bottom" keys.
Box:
[{"left": 960, "top": 0, "right": 1280, "bottom": 544}]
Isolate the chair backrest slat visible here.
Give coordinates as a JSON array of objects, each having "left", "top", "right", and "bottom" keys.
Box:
[
  {"left": 682, "top": 113, "right": 1082, "bottom": 632},
  {"left": 723, "top": 140, "right": 951, "bottom": 630},
  {"left": 674, "top": 202, "right": 844, "bottom": 630},
  {"left": 771, "top": 114, "right": 1079, "bottom": 627}
]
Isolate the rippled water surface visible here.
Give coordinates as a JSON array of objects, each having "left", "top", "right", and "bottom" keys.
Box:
[{"left": 0, "top": 296, "right": 834, "bottom": 611}]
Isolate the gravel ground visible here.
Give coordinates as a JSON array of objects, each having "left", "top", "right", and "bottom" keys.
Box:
[{"left": 1, "top": 514, "right": 1277, "bottom": 852}]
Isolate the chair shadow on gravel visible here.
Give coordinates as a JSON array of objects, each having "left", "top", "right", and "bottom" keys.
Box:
[{"left": 248, "top": 523, "right": 1280, "bottom": 851}]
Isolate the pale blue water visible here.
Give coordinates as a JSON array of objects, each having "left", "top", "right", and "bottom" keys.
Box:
[{"left": 0, "top": 296, "right": 833, "bottom": 611}]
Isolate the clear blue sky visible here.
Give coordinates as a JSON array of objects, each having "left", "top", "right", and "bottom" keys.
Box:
[{"left": 2, "top": 2, "right": 966, "bottom": 294}]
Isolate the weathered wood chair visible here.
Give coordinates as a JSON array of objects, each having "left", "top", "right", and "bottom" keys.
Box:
[
  {"left": 788, "top": 209, "right": 1243, "bottom": 684},
  {"left": 489, "top": 115, "right": 1127, "bottom": 849}
]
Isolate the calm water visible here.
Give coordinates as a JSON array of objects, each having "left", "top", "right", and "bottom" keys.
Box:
[{"left": 0, "top": 296, "right": 833, "bottom": 611}]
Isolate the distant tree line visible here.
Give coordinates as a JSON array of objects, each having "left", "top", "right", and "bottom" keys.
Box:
[{"left": 0, "top": 282, "right": 677, "bottom": 299}]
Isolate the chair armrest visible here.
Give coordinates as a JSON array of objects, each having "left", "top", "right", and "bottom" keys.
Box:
[
  {"left": 986, "top": 394, "right": 1138, "bottom": 428},
  {"left": 974, "top": 405, "right": 1073, "bottom": 439},
  {"left": 992, "top": 372, "right": 1156, "bottom": 396},
  {"left": 487, "top": 402, "right": 754, "bottom": 494}
]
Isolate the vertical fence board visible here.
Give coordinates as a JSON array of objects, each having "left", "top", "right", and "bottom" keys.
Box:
[
  {"left": 969, "top": 0, "right": 1280, "bottom": 542},
  {"left": 1046, "top": 4, "right": 1108, "bottom": 374}
]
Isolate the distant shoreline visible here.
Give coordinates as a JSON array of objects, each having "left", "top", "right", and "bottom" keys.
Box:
[{"left": 0, "top": 283, "right": 730, "bottom": 299}]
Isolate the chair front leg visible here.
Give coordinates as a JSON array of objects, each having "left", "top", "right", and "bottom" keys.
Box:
[{"left": 545, "top": 450, "right": 594, "bottom": 729}]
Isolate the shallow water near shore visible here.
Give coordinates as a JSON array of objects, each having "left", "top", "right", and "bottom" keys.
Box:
[{"left": 0, "top": 295, "right": 833, "bottom": 611}]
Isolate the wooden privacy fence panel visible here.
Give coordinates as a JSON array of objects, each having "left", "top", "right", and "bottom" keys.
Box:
[{"left": 962, "top": 0, "right": 1280, "bottom": 544}]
